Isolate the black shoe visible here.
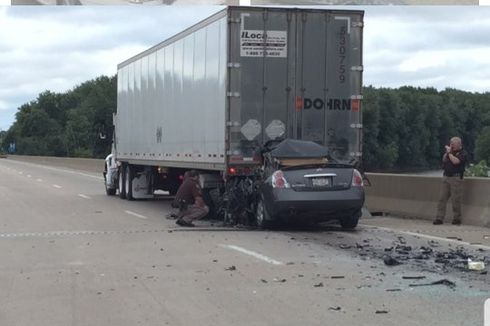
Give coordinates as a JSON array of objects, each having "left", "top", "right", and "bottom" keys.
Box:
[
  {"left": 451, "top": 220, "right": 461, "bottom": 225},
  {"left": 433, "top": 219, "right": 443, "bottom": 225},
  {"left": 176, "top": 219, "right": 195, "bottom": 227}
]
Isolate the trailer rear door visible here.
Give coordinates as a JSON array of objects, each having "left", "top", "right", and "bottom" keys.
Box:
[{"left": 226, "top": 7, "right": 363, "bottom": 166}]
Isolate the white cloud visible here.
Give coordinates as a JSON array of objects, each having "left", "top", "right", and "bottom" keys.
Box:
[{"left": 0, "top": 5, "right": 489, "bottom": 131}]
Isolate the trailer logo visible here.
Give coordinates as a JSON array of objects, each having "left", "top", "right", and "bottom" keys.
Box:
[
  {"left": 304, "top": 98, "right": 352, "bottom": 111},
  {"left": 240, "top": 29, "right": 287, "bottom": 58}
]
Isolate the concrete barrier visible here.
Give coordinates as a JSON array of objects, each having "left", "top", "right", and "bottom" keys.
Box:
[
  {"left": 365, "top": 173, "right": 490, "bottom": 227},
  {"left": 6, "top": 155, "right": 104, "bottom": 174}
]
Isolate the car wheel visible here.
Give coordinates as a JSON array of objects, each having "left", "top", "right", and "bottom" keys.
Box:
[
  {"left": 339, "top": 210, "right": 361, "bottom": 230},
  {"left": 125, "top": 164, "right": 134, "bottom": 201},
  {"left": 118, "top": 165, "right": 126, "bottom": 199},
  {"left": 256, "top": 197, "right": 272, "bottom": 229}
]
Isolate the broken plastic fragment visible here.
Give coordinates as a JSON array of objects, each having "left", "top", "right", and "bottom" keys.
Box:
[{"left": 383, "top": 255, "right": 401, "bottom": 266}]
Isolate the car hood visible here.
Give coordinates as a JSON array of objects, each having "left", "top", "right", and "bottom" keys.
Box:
[{"left": 270, "top": 139, "right": 329, "bottom": 159}]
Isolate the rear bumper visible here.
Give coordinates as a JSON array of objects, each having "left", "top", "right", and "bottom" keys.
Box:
[{"left": 263, "top": 187, "right": 365, "bottom": 221}]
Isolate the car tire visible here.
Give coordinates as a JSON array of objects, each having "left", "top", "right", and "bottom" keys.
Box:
[
  {"left": 340, "top": 210, "right": 361, "bottom": 230},
  {"left": 256, "top": 197, "right": 272, "bottom": 229},
  {"left": 125, "top": 164, "right": 134, "bottom": 201},
  {"left": 118, "top": 164, "right": 126, "bottom": 199}
]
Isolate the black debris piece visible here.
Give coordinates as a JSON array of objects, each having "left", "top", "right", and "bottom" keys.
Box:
[
  {"left": 273, "top": 278, "right": 287, "bottom": 283},
  {"left": 383, "top": 255, "right": 401, "bottom": 266},
  {"left": 261, "top": 279, "right": 268, "bottom": 283},
  {"left": 397, "top": 236, "right": 407, "bottom": 244},
  {"left": 412, "top": 254, "right": 430, "bottom": 260},
  {"left": 375, "top": 310, "right": 389, "bottom": 314},
  {"left": 419, "top": 246, "right": 433, "bottom": 255},
  {"left": 402, "top": 276, "right": 426, "bottom": 280},
  {"left": 314, "top": 282, "right": 324, "bottom": 287},
  {"left": 329, "top": 306, "right": 341, "bottom": 311},
  {"left": 386, "top": 289, "right": 401, "bottom": 292},
  {"left": 384, "top": 247, "right": 393, "bottom": 252},
  {"left": 225, "top": 266, "right": 236, "bottom": 271},
  {"left": 395, "top": 245, "right": 412, "bottom": 255},
  {"left": 331, "top": 276, "right": 345, "bottom": 279},
  {"left": 428, "top": 240, "right": 440, "bottom": 247},
  {"left": 409, "top": 279, "right": 456, "bottom": 288}
]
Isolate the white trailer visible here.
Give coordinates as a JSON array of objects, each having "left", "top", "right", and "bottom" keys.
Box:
[{"left": 105, "top": 6, "right": 364, "bottom": 221}]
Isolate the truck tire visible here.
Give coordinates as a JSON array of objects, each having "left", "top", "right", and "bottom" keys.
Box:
[
  {"left": 339, "top": 210, "right": 361, "bottom": 230},
  {"left": 118, "top": 164, "right": 126, "bottom": 199},
  {"left": 125, "top": 164, "right": 134, "bottom": 201},
  {"left": 105, "top": 177, "right": 116, "bottom": 196},
  {"left": 255, "top": 197, "right": 273, "bottom": 229}
]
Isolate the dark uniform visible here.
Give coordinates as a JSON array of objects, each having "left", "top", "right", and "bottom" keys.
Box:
[
  {"left": 435, "top": 149, "right": 467, "bottom": 224},
  {"left": 174, "top": 175, "right": 209, "bottom": 226}
]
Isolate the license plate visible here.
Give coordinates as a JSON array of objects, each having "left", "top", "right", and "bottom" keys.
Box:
[{"left": 312, "top": 177, "right": 330, "bottom": 187}]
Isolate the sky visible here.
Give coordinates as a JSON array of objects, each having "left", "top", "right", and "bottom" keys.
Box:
[{"left": 1, "top": 5, "right": 490, "bottom": 130}]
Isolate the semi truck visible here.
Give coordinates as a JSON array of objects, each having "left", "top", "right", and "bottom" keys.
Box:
[{"left": 104, "top": 6, "right": 365, "bottom": 227}]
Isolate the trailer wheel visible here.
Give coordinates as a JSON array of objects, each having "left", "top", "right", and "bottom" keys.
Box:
[
  {"left": 125, "top": 164, "right": 134, "bottom": 201},
  {"left": 118, "top": 164, "right": 126, "bottom": 199}
]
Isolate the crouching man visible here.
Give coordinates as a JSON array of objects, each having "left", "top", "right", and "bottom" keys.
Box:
[{"left": 174, "top": 170, "right": 209, "bottom": 227}]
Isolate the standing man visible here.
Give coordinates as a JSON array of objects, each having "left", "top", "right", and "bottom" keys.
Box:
[
  {"left": 433, "top": 137, "right": 467, "bottom": 225},
  {"left": 173, "top": 170, "right": 209, "bottom": 227}
]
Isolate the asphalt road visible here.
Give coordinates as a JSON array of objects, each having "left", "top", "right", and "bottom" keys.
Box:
[{"left": 0, "top": 158, "right": 488, "bottom": 326}]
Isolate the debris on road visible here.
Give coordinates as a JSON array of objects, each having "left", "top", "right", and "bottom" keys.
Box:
[
  {"left": 261, "top": 279, "right": 268, "bottom": 283},
  {"left": 375, "top": 310, "right": 389, "bottom": 314},
  {"left": 446, "top": 236, "right": 463, "bottom": 241},
  {"left": 428, "top": 240, "right": 440, "bottom": 247},
  {"left": 329, "top": 306, "right": 341, "bottom": 311},
  {"left": 467, "top": 259, "right": 485, "bottom": 271},
  {"left": 402, "top": 276, "right": 426, "bottom": 280},
  {"left": 331, "top": 275, "right": 345, "bottom": 279},
  {"left": 273, "top": 278, "right": 287, "bottom": 283},
  {"left": 386, "top": 288, "right": 402, "bottom": 292},
  {"left": 409, "top": 279, "right": 456, "bottom": 288},
  {"left": 225, "top": 266, "right": 236, "bottom": 271},
  {"left": 314, "top": 282, "right": 324, "bottom": 287},
  {"left": 383, "top": 255, "right": 401, "bottom": 266}
]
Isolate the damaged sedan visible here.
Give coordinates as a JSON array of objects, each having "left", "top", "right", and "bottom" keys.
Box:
[{"left": 256, "top": 139, "right": 365, "bottom": 229}]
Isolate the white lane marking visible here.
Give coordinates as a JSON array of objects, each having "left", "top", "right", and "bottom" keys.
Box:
[
  {"left": 4, "top": 160, "right": 103, "bottom": 180},
  {"left": 360, "top": 224, "right": 490, "bottom": 251},
  {"left": 36, "top": 179, "right": 43, "bottom": 182},
  {"left": 52, "top": 184, "right": 62, "bottom": 189},
  {"left": 221, "top": 244, "right": 284, "bottom": 266},
  {"left": 78, "top": 194, "right": 91, "bottom": 200},
  {"left": 124, "top": 210, "right": 148, "bottom": 219}
]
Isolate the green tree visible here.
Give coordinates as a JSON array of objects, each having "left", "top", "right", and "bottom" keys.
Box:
[{"left": 475, "top": 127, "right": 490, "bottom": 164}]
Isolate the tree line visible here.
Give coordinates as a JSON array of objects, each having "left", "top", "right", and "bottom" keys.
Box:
[
  {"left": 1, "top": 76, "right": 490, "bottom": 171},
  {"left": 1, "top": 76, "right": 116, "bottom": 159}
]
